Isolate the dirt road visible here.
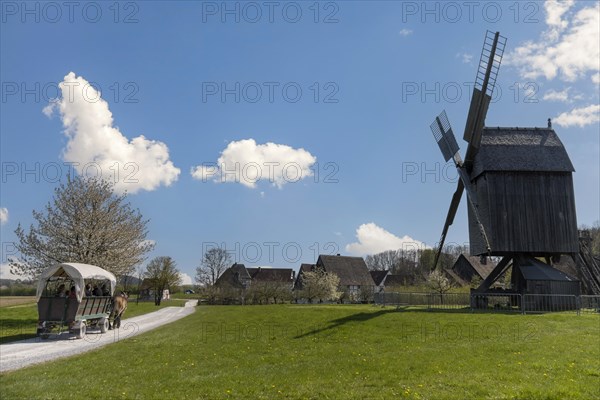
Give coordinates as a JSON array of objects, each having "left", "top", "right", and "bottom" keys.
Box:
[{"left": 0, "top": 300, "right": 197, "bottom": 373}]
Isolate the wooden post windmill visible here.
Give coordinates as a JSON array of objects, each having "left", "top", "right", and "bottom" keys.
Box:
[{"left": 428, "top": 31, "right": 588, "bottom": 302}]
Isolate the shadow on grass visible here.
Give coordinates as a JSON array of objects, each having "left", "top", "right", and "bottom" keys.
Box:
[
  {"left": 0, "top": 319, "right": 37, "bottom": 344},
  {"left": 294, "top": 309, "right": 396, "bottom": 339},
  {"left": 387, "top": 305, "right": 524, "bottom": 316}
]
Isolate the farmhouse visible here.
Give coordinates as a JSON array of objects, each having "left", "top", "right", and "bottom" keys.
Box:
[
  {"left": 215, "top": 263, "right": 295, "bottom": 304},
  {"left": 294, "top": 263, "right": 315, "bottom": 290},
  {"left": 316, "top": 254, "right": 374, "bottom": 299},
  {"left": 215, "top": 263, "right": 252, "bottom": 289},
  {"left": 216, "top": 263, "right": 294, "bottom": 288}
]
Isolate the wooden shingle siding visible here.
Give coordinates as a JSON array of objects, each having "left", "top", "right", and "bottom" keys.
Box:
[{"left": 470, "top": 172, "right": 578, "bottom": 255}]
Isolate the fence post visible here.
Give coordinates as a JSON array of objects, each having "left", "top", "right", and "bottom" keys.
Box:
[{"left": 521, "top": 294, "right": 525, "bottom": 315}]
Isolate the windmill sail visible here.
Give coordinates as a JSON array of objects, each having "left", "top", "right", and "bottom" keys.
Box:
[
  {"left": 429, "top": 113, "right": 491, "bottom": 270},
  {"left": 430, "top": 110, "right": 460, "bottom": 162},
  {"left": 427, "top": 31, "right": 505, "bottom": 270},
  {"left": 463, "top": 31, "right": 506, "bottom": 168}
]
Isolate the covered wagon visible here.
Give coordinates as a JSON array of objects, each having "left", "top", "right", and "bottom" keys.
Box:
[{"left": 36, "top": 263, "right": 116, "bottom": 339}]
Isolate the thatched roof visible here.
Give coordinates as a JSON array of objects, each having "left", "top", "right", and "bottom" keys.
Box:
[
  {"left": 246, "top": 267, "right": 294, "bottom": 283},
  {"left": 317, "top": 255, "right": 374, "bottom": 287},
  {"left": 215, "top": 263, "right": 250, "bottom": 288},
  {"left": 299, "top": 264, "right": 314, "bottom": 274},
  {"left": 444, "top": 269, "right": 468, "bottom": 286},
  {"left": 454, "top": 254, "right": 496, "bottom": 280},
  {"left": 472, "top": 127, "right": 574, "bottom": 178}
]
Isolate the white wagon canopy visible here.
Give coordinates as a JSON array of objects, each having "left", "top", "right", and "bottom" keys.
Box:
[{"left": 36, "top": 262, "right": 117, "bottom": 303}]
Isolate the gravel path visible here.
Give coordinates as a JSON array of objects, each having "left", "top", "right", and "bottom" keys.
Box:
[{"left": 0, "top": 300, "right": 198, "bottom": 373}]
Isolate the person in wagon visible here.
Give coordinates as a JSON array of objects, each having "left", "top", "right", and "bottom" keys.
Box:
[
  {"left": 56, "top": 284, "right": 67, "bottom": 297},
  {"left": 85, "top": 283, "right": 92, "bottom": 297},
  {"left": 68, "top": 285, "right": 78, "bottom": 299},
  {"left": 92, "top": 284, "right": 103, "bottom": 296}
]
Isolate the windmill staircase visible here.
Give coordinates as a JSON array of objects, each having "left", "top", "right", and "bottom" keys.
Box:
[{"left": 575, "top": 231, "right": 600, "bottom": 295}]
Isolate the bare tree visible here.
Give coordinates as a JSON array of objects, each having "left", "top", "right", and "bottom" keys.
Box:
[
  {"left": 11, "top": 176, "right": 154, "bottom": 279},
  {"left": 144, "top": 256, "right": 182, "bottom": 306},
  {"left": 365, "top": 250, "right": 401, "bottom": 271},
  {"left": 196, "top": 248, "right": 231, "bottom": 286}
]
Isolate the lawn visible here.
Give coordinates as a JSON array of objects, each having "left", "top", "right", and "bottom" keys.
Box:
[
  {"left": 0, "top": 298, "right": 186, "bottom": 344},
  {"left": 1, "top": 305, "right": 598, "bottom": 399}
]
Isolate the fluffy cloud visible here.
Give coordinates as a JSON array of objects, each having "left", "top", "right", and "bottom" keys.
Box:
[
  {"left": 0, "top": 207, "right": 7, "bottom": 225},
  {"left": 545, "top": 0, "right": 575, "bottom": 40},
  {"left": 506, "top": 2, "right": 599, "bottom": 83},
  {"left": 179, "top": 272, "right": 193, "bottom": 285},
  {"left": 554, "top": 104, "right": 600, "bottom": 128},
  {"left": 0, "top": 263, "right": 30, "bottom": 281},
  {"left": 542, "top": 87, "right": 582, "bottom": 103},
  {"left": 191, "top": 139, "right": 317, "bottom": 189},
  {"left": 345, "top": 223, "right": 427, "bottom": 256},
  {"left": 44, "top": 72, "right": 180, "bottom": 194}
]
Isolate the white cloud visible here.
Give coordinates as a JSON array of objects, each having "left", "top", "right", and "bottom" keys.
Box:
[
  {"left": 506, "top": 2, "right": 599, "bottom": 83},
  {"left": 398, "top": 28, "right": 413, "bottom": 37},
  {"left": 0, "top": 262, "right": 31, "bottom": 281},
  {"left": 0, "top": 207, "right": 8, "bottom": 225},
  {"left": 179, "top": 272, "right": 193, "bottom": 285},
  {"left": 542, "top": 87, "right": 582, "bottom": 103},
  {"left": 44, "top": 72, "right": 180, "bottom": 194},
  {"left": 456, "top": 52, "right": 473, "bottom": 64},
  {"left": 544, "top": 0, "right": 575, "bottom": 40},
  {"left": 345, "top": 223, "right": 427, "bottom": 256},
  {"left": 554, "top": 104, "right": 600, "bottom": 127},
  {"left": 191, "top": 139, "right": 317, "bottom": 189}
]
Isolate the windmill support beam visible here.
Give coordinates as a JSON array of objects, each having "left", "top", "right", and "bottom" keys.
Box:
[{"left": 473, "top": 255, "right": 512, "bottom": 293}]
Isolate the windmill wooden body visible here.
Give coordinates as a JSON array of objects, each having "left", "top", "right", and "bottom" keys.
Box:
[{"left": 428, "top": 31, "right": 584, "bottom": 303}]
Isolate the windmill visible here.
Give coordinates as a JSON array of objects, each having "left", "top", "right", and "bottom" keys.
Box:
[
  {"left": 429, "top": 30, "right": 506, "bottom": 270},
  {"left": 427, "top": 31, "right": 588, "bottom": 304}
]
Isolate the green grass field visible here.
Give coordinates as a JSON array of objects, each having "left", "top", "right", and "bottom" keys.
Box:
[
  {"left": 1, "top": 304, "right": 598, "bottom": 399},
  {"left": 0, "top": 299, "right": 186, "bottom": 344}
]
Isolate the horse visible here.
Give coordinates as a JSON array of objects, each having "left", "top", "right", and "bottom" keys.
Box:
[{"left": 109, "top": 291, "right": 128, "bottom": 329}]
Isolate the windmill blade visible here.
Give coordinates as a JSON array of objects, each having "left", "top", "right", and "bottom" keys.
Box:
[
  {"left": 463, "top": 31, "right": 507, "bottom": 168},
  {"left": 430, "top": 110, "right": 460, "bottom": 163},
  {"left": 433, "top": 180, "right": 464, "bottom": 270},
  {"left": 430, "top": 112, "right": 491, "bottom": 269}
]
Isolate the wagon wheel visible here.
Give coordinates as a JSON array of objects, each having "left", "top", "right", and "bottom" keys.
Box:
[
  {"left": 99, "top": 317, "right": 109, "bottom": 334},
  {"left": 75, "top": 322, "right": 87, "bottom": 339},
  {"left": 37, "top": 327, "right": 50, "bottom": 339}
]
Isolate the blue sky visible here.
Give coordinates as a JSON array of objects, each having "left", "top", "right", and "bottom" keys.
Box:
[{"left": 1, "top": 1, "right": 599, "bottom": 282}]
